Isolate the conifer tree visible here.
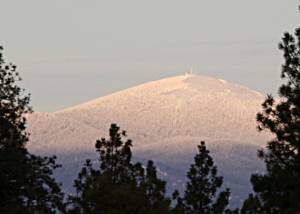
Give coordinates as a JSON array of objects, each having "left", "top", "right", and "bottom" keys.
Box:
[
  {"left": 173, "top": 141, "right": 230, "bottom": 214},
  {"left": 68, "top": 124, "right": 171, "bottom": 214},
  {"left": 0, "top": 46, "right": 65, "bottom": 213},
  {"left": 240, "top": 194, "right": 261, "bottom": 214},
  {"left": 141, "top": 160, "right": 171, "bottom": 212},
  {"left": 242, "top": 28, "right": 300, "bottom": 213}
]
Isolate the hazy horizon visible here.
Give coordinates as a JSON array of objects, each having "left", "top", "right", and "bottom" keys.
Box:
[{"left": 1, "top": 0, "right": 299, "bottom": 111}]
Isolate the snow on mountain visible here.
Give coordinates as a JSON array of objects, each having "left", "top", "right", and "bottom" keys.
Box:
[{"left": 26, "top": 74, "right": 270, "bottom": 207}]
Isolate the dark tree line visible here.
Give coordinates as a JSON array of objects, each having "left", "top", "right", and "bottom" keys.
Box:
[
  {"left": 67, "top": 124, "right": 171, "bottom": 214},
  {"left": 1, "top": 16, "right": 300, "bottom": 214},
  {"left": 0, "top": 46, "right": 65, "bottom": 214},
  {"left": 240, "top": 28, "right": 300, "bottom": 214}
]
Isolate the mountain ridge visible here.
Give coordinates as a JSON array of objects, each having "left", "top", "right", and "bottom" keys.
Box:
[{"left": 57, "top": 74, "right": 264, "bottom": 114}]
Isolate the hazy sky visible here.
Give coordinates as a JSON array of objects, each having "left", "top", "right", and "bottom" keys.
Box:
[{"left": 1, "top": 0, "right": 299, "bottom": 111}]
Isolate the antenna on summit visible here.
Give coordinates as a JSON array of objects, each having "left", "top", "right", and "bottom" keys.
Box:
[{"left": 185, "top": 66, "right": 194, "bottom": 75}]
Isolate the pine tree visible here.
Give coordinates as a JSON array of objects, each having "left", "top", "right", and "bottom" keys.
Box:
[
  {"left": 240, "top": 194, "right": 261, "bottom": 214},
  {"left": 173, "top": 141, "right": 230, "bottom": 214},
  {"left": 0, "top": 46, "right": 65, "bottom": 213},
  {"left": 141, "top": 160, "right": 171, "bottom": 213},
  {"left": 242, "top": 28, "right": 300, "bottom": 213},
  {"left": 68, "top": 124, "right": 171, "bottom": 214}
]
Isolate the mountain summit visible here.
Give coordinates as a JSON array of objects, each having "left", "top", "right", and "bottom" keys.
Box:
[
  {"left": 27, "top": 74, "right": 269, "bottom": 207},
  {"left": 29, "top": 74, "right": 266, "bottom": 150}
]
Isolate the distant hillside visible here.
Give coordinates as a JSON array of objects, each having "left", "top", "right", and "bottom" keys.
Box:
[{"left": 27, "top": 74, "right": 270, "bottom": 207}]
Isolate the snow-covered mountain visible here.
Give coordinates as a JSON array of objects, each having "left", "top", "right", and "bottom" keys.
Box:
[{"left": 27, "top": 74, "right": 270, "bottom": 207}]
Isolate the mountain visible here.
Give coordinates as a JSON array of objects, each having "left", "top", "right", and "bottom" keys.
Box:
[{"left": 27, "top": 74, "right": 270, "bottom": 207}]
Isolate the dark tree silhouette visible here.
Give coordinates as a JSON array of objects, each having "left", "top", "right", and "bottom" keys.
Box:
[
  {"left": 172, "top": 141, "right": 231, "bottom": 214},
  {"left": 0, "top": 46, "right": 65, "bottom": 213},
  {"left": 242, "top": 28, "right": 300, "bottom": 213},
  {"left": 68, "top": 124, "right": 171, "bottom": 214},
  {"left": 240, "top": 194, "right": 261, "bottom": 214},
  {"left": 140, "top": 160, "right": 171, "bottom": 212}
]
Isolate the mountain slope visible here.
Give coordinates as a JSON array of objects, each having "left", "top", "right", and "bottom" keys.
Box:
[{"left": 27, "top": 74, "right": 270, "bottom": 207}]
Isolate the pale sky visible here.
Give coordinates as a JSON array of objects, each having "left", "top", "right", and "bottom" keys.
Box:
[{"left": 1, "top": 0, "right": 299, "bottom": 111}]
